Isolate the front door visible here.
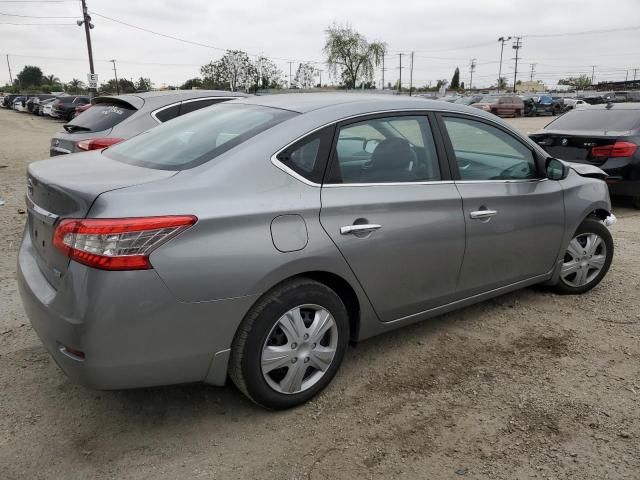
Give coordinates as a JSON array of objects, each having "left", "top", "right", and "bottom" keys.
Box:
[
  {"left": 439, "top": 114, "right": 565, "bottom": 297},
  {"left": 319, "top": 114, "right": 465, "bottom": 322}
]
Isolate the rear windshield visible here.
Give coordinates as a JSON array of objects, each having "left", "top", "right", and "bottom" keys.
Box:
[
  {"left": 546, "top": 109, "right": 640, "bottom": 132},
  {"left": 104, "top": 103, "right": 297, "bottom": 170},
  {"left": 64, "top": 103, "right": 136, "bottom": 133}
]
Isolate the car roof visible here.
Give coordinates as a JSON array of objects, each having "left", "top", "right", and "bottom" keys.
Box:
[
  {"left": 231, "top": 92, "right": 498, "bottom": 115},
  {"left": 93, "top": 89, "right": 246, "bottom": 110},
  {"left": 587, "top": 102, "right": 640, "bottom": 110}
]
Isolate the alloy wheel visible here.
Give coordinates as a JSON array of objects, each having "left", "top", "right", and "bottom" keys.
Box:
[{"left": 261, "top": 304, "right": 338, "bottom": 395}]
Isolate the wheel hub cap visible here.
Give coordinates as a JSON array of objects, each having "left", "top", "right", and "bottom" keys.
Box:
[
  {"left": 560, "top": 233, "right": 607, "bottom": 287},
  {"left": 261, "top": 304, "right": 338, "bottom": 395}
]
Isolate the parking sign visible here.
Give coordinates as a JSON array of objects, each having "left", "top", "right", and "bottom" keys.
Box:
[{"left": 87, "top": 73, "right": 98, "bottom": 89}]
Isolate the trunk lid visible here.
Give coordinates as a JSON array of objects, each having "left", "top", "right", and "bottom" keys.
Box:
[
  {"left": 26, "top": 151, "right": 177, "bottom": 288},
  {"left": 530, "top": 130, "right": 618, "bottom": 164}
]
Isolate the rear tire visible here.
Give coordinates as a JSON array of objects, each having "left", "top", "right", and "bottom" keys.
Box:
[
  {"left": 551, "top": 218, "right": 613, "bottom": 295},
  {"left": 229, "top": 278, "right": 350, "bottom": 409}
]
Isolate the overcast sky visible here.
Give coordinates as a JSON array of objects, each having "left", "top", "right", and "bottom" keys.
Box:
[{"left": 1, "top": 0, "right": 639, "bottom": 89}]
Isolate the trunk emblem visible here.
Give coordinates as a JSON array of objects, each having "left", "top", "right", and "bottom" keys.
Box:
[{"left": 561, "top": 138, "right": 569, "bottom": 146}]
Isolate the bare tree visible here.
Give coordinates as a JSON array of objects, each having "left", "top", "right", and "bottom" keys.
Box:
[
  {"left": 294, "top": 63, "right": 318, "bottom": 89},
  {"left": 323, "top": 23, "right": 386, "bottom": 89}
]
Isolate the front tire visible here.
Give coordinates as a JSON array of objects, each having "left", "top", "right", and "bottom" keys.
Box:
[
  {"left": 229, "top": 278, "right": 350, "bottom": 409},
  {"left": 552, "top": 218, "right": 613, "bottom": 294}
]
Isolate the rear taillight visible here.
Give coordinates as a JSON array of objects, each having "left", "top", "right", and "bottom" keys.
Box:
[
  {"left": 76, "top": 137, "right": 124, "bottom": 151},
  {"left": 591, "top": 141, "right": 638, "bottom": 158},
  {"left": 53, "top": 216, "right": 197, "bottom": 271}
]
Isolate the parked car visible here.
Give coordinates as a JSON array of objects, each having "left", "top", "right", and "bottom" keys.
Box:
[
  {"left": 73, "top": 102, "right": 92, "bottom": 118},
  {"left": 50, "top": 90, "right": 245, "bottom": 156},
  {"left": 14, "top": 96, "right": 30, "bottom": 112},
  {"left": 19, "top": 94, "right": 616, "bottom": 409},
  {"left": 50, "top": 96, "right": 90, "bottom": 121},
  {"left": 39, "top": 98, "right": 57, "bottom": 116},
  {"left": 530, "top": 103, "right": 640, "bottom": 207},
  {"left": 472, "top": 95, "right": 524, "bottom": 117},
  {"left": 522, "top": 95, "right": 563, "bottom": 116},
  {"left": 564, "top": 98, "right": 590, "bottom": 110},
  {"left": 28, "top": 94, "right": 57, "bottom": 114},
  {"left": 454, "top": 95, "right": 483, "bottom": 106},
  {"left": 2, "top": 94, "right": 20, "bottom": 108}
]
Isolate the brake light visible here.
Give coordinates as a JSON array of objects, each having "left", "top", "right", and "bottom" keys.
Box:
[
  {"left": 52, "top": 216, "right": 197, "bottom": 270},
  {"left": 591, "top": 141, "right": 637, "bottom": 158},
  {"left": 76, "top": 137, "right": 124, "bottom": 151}
]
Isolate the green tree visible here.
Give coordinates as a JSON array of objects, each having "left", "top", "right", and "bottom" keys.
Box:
[
  {"left": 497, "top": 76, "right": 507, "bottom": 89},
  {"left": 201, "top": 50, "right": 257, "bottom": 91},
  {"left": 136, "top": 77, "right": 152, "bottom": 91},
  {"left": 180, "top": 78, "right": 203, "bottom": 90},
  {"left": 323, "top": 23, "right": 386, "bottom": 89},
  {"left": 67, "top": 78, "right": 85, "bottom": 94},
  {"left": 460, "top": 81, "right": 465, "bottom": 90},
  {"left": 252, "top": 56, "right": 284, "bottom": 91},
  {"left": 450, "top": 67, "right": 460, "bottom": 89},
  {"left": 17, "top": 65, "right": 43, "bottom": 88},
  {"left": 294, "top": 62, "right": 318, "bottom": 89}
]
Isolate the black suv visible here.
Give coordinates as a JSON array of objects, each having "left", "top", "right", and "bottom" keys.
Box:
[
  {"left": 51, "top": 96, "right": 90, "bottom": 121},
  {"left": 523, "top": 95, "right": 563, "bottom": 116}
]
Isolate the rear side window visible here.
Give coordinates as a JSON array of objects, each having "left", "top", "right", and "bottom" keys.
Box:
[
  {"left": 276, "top": 127, "right": 334, "bottom": 183},
  {"left": 179, "top": 98, "right": 227, "bottom": 116},
  {"left": 154, "top": 104, "right": 180, "bottom": 123},
  {"left": 546, "top": 109, "right": 640, "bottom": 131},
  {"left": 64, "top": 103, "right": 136, "bottom": 132},
  {"left": 105, "top": 103, "right": 297, "bottom": 170}
]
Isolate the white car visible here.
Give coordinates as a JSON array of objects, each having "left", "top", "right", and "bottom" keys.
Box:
[
  {"left": 14, "top": 98, "right": 29, "bottom": 112},
  {"left": 564, "top": 98, "right": 590, "bottom": 110}
]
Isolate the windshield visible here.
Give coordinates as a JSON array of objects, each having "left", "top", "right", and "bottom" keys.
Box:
[
  {"left": 479, "top": 96, "right": 499, "bottom": 104},
  {"left": 105, "top": 103, "right": 297, "bottom": 170},
  {"left": 546, "top": 108, "right": 640, "bottom": 132}
]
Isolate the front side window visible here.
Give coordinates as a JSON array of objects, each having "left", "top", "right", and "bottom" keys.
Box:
[
  {"left": 105, "top": 103, "right": 297, "bottom": 170},
  {"left": 327, "top": 115, "right": 440, "bottom": 184},
  {"left": 443, "top": 116, "right": 538, "bottom": 181}
]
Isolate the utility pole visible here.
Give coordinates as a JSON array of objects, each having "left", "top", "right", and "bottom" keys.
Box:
[
  {"left": 110, "top": 59, "right": 119, "bottom": 95},
  {"left": 288, "top": 61, "right": 294, "bottom": 88},
  {"left": 6, "top": 54, "right": 13, "bottom": 87},
  {"left": 634, "top": 68, "right": 638, "bottom": 82},
  {"left": 591, "top": 65, "right": 596, "bottom": 85},
  {"left": 409, "top": 52, "right": 414, "bottom": 96},
  {"left": 469, "top": 58, "right": 477, "bottom": 90},
  {"left": 398, "top": 53, "right": 404, "bottom": 94},
  {"left": 497, "top": 36, "right": 511, "bottom": 93},
  {"left": 318, "top": 69, "right": 323, "bottom": 88},
  {"left": 78, "top": 0, "right": 95, "bottom": 97},
  {"left": 512, "top": 36, "right": 523, "bottom": 93},
  {"left": 381, "top": 55, "right": 385, "bottom": 90},
  {"left": 529, "top": 63, "right": 536, "bottom": 81}
]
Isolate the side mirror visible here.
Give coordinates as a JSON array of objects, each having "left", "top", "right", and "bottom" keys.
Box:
[{"left": 546, "top": 157, "right": 569, "bottom": 180}]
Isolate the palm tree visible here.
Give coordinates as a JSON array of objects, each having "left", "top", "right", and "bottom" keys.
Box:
[
  {"left": 44, "top": 74, "right": 59, "bottom": 86},
  {"left": 68, "top": 78, "right": 85, "bottom": 94}
]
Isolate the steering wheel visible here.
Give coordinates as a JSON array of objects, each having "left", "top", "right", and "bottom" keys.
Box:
[{"left": 495, "top": 161, "right": 535, "bottom": 180}]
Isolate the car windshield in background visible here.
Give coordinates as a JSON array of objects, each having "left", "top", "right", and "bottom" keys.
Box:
[
  {"left": 479, "top": 96, "right": 498, "bottom": 104},
  {"left": 64, "top": 103, "right": 136, "bottom": 133},
  {"left": 105, "top": 103, "right": 297, "bottom": 170},
  {"left": 546, "top": 109, "right": 640, "bottom": 132}
]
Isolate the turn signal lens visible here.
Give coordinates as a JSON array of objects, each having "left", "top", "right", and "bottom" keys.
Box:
[
  {"left": 76, "top": 137, "right": 124, "bottom": 151},
  {"left": 53, "top": 216, "right": 197, "bottom": 270}
]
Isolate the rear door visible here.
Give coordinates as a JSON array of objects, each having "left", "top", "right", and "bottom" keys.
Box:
[
  {"left": 439, "top": 113, "right": 565, "bottom": 296},
  {"left": 319, "top": 113, "right": 466, "bottom": 322}
]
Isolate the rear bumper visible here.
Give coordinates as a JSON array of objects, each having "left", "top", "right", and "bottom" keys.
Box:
[{"left": 17, "top": 231, "right": 257, "bottom": 389}]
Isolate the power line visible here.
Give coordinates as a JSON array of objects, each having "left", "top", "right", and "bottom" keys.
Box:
[
  {"left": 0, "top": 11, "right": 79, "bottom": 18},
  {"left": 525, "top": 25, "right": 640, "bottom": 38},
  {"left": 0, "top": 21, "right": 74, "bottom": 24}
]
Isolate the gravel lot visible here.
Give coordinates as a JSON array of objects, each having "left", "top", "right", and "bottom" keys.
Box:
[{"left": 1, "top": 109, "right": 638, "bottom": 480}]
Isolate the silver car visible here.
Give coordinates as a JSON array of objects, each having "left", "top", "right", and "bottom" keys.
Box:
[
  {"left": 49, "top": 90, "right": 246, "bottom": 156},
  {"left": 18, "top": 94, "right": 615, "bottom": 409}
]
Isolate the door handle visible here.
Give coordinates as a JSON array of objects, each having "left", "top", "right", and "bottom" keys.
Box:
[
  {"left": 469, "top": 209, "right": 498, "bottom": 220},
  {"left": 340, "top": 224, "right": 382, "bottom": 235}
]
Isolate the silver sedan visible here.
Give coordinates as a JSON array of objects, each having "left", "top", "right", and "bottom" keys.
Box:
[{"left": 18, "top": 94, "right": 615, "bottom": 409}]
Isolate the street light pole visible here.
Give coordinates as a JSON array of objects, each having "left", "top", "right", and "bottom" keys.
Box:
[
  {"left": 110, "top": 60, "right": 119, "bottom": 95},
  {"left": 497, "top": 36, "right": 511, "bottom": 93}
]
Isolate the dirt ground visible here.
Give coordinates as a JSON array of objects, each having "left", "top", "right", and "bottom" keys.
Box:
[{"left": 0, "top": 109, "right": 638, "bottom": 480}]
